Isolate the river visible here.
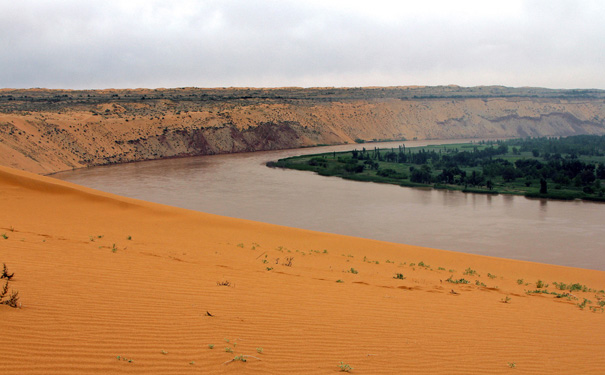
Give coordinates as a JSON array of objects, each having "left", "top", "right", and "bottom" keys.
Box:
[{"left": 52, "top": 139, "right": 605, "bottom": 270}]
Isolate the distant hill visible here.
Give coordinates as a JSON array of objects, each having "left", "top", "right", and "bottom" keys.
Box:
[{"left": 1, "top": 86, "right": 604, "bottom": 174}]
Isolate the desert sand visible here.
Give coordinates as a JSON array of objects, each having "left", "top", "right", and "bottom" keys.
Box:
[{"left": 1, "top": 165, "right": 604, "bottom": 374}]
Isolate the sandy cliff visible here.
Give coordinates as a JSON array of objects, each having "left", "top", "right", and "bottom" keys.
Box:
[{"left": 1, "top": 86, "right": 604, "bottom": 174}]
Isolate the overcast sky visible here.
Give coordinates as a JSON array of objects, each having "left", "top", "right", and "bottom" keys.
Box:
[{"left": 1, "top": 0, "right": 604, "bottom": 90}]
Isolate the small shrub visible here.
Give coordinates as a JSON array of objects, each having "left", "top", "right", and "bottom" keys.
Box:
[
  {"left": 336, "top": 279, "right": 344, "bottom": 283},
  {"left": 217, "top": 280, "right": 231, "bottom": 287},
  {"left": 438, "top": 267, "right": 446, "bottom": 271},
  {"left": 348, "top": 268, "right": 358, "bottom": 274},
  {"left": 502, "top": 296, "right": 511, "bottom": 303},
  {"left": 127, "top": 235, "right": 132, "bottom": 240},
  {"left": 256, "top": 347, "right": 263, "bottom": 354},
  {"left": 1, "top": 234, "right": 7, "bottom": 239},
  {"left": 516, "top": 279, "right": 524, "bottom": 285},
  {"left": 463, "top": 267, "right": 477, "bottom": 276},
  {"left": 508, "top": 362, "right": 516, "bottom": 368},
  {"left": 266, "top": 267, "right": 273, "bottom": 271},
  {"left": 487, "top": 273, "right": 497, "bottom": 279},
  {"left": 446, "top": 275, "right": 469, "bottom": 284},
  {"left": 1, "top": 263, "right": 14, "bottom": 280},
  {"left": 339, "top": 362, "right": 353, "bottom": 372},
  {"left": 536, "top": 280, "right": 545, "bottom": 289},
  {"left": 283, "top": 257, "right": 294, "bottom": 267},
  {"left": 208, "top": 344, "right": 214, "bottom": 349},
  {"left": 225, "top": 347, "right": 233, "bottom": 353},
  {"left": 393, "top": 273, "right": 406, "bottom": 280}
]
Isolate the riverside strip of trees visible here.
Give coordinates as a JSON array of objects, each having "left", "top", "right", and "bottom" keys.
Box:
[{"left": 271, "top": 135, "right": 605, "bottom": 201}]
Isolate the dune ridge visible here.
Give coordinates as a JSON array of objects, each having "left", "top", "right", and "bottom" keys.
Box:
[{"left": 1, "top": 165, "right": 604, "bottom": 374}]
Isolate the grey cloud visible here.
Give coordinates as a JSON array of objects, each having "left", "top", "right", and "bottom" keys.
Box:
[{"left": 1, "top": 0, "right": 604, "bottom": 89}]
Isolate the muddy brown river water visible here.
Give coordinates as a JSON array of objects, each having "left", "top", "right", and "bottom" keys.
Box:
[{"left": 52, "top": 139, "right": 605, "bottom": 270}]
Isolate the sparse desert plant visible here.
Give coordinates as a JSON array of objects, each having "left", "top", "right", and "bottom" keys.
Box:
[
  {"left": 502, "top": 296, "right": 511, "bottom": 303},
  {"left": 111, "top": 243, "right": 118, "bottom": 253},
  {"left": 508, "top": 362, "right": 516, "bottom": 368},
  {"left": 393, "top": 273, "right": 406, "bottom": 280},
  {"left": 339, "top": 362, "right": 353, "bottom": 372},
  {"left": 0, "top": 265, "right": 20, "bottom": 308},
  {"left": 446, "top": 275, "right": 470, "bottom": 284},
  {"left": 283, "top": 257, "right": 294, "bottom": 267},
  {"left": 517, "top": 279, "right": 524, "bottom": 285},
  {"left": 208, "top": 344, "right": 214, "bottom": 349},
  {"left": 487, "top": 273, "right": 497, "bottom": 279},
  {"left": 256, "top": 347, "right": 263, "bottom": 354},
  {"left": 225, "top": 347, "right": 233, "bottom": 353},
  {"left": 336, "top": 279, "right": 344, "bottom": 283},
  {"left": 438, "top": 267, "right": 446, "bottom": 271},
  {"left": 418, "top": 261, "right": 429, "bottom": 268},
  {"left": 475, "top": 280, "right": 486, "bottom": 287},
  {"left": 127, "top": 235, "right": 132, "bottom": 240},
  {"left": 536, "top": 280, "right": 545, "bottom": 288},
  {"left": 464, "top": 267, "right": 477, "bottom": 276},
  {"left": 237, "top": 243, "right": 244, "bottom": 248},
  {"left": 577, "top": 298, "right": 592, "bottom": 310},
  {"left": 266, "top": 267, "right": 273, "bottom": 271},
  {"left": 2, "top": 263, "right": 14, "bottom": 280},
  {"left": 348, "top": 268, "right": 358, "bottom": 274},
  {"left": 217, "top": 280, "right": 232, "bottom": 287}
]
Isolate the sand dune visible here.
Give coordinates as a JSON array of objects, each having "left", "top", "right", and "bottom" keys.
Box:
[{"left": 1, "top": 165, "right": 604, "bottom": 374}]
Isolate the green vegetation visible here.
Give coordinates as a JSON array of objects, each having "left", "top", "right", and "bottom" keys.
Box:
[
  {"left": 446, "top": 275, "right": 470, "bottom": 284},
  {"left": 339, "top": 362, "right": 354, "bottom": 372},
  {"left": 393, "top": 273, "right": 406, "bottom": 280},
  {"left": 463, "top": 267, "right": 478, "bottom": 276},
  {"left": 271, "top": 135, "right": 605, "bottom": 201}
]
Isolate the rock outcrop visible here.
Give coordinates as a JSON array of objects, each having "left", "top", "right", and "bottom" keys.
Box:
[{"left": 1, "top": 86, "right": 604, "bottom": 174}]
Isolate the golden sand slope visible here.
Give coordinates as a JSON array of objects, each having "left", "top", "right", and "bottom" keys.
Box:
[{"left": 0, "top": 165, "right": 604, "bottom": 374}]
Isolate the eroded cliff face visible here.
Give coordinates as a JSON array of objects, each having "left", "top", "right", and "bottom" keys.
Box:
[{"left": 1, "top": 87, "right": 604, "bottom": 174}]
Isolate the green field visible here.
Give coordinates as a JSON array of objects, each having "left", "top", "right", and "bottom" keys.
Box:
[{"left": 269, "top": 135, "right": 605, "bottom": 201}]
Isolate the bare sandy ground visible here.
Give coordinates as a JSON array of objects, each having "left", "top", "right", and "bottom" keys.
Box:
[{"left": 1, "top": 165, "right": 604, "bottom": 374}]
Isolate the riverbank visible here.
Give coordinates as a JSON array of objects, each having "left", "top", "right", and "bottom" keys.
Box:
[
  {"left": 272, "top": 137, "right": 605, "bottom": 202},
  {"left": 2, "top": 86, "right": 605, "bottom": 174},
  {"left": 1, "top": 165, "right": 604, "bottom": 374}
]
